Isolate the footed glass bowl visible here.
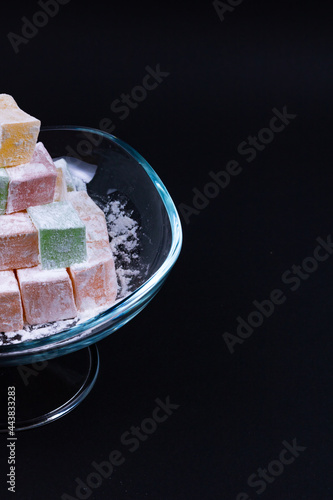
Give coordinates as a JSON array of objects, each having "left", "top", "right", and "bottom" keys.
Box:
[{"left": 0, "top": 127, "right": 182, "bottom": 430}]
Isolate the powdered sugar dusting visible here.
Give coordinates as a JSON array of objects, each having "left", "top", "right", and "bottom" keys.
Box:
[
  {"left": 0, "top": 317, "right": 79, "bottom": 345},
  {"left": 103, "top": 198, "right": 141, "bottom": 298}
]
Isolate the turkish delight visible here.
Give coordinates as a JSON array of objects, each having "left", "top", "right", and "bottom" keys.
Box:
[
  {"left": 17, "top": 266, "right": 77, "bottom": 325},
  {"left": 54, "top": 158, "right": 75, "bottom": 192},
  {"left": 0, "top": 94, "right": 40, "bottom": 168},
  {"left": 0, "top": 212, "right": 39, "bottom": 271},
  {"left": 69, "top": 242, "right": 117, "bottom": 312},
  {"left": 0, "top": 270, "right": 24, "bottom": 332},
  {"left": 5, "top": 153, "right": 57, "bottom": 213},
  {"left": 27, "top": 201, "right": 87, "bottom": 269},
  {"left": 53, "top": 162, "right": 67, "bottom": 202},
  {"left": 68, "top": 191, "right": 109, "bottom": 244}
]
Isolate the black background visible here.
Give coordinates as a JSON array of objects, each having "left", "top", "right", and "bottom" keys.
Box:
[{"left": 1, "top": 1, "right": 333, "bottom": 499}]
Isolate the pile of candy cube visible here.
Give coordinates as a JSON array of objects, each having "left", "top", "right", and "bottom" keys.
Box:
[{"left": 0, "top": 94, "right": 117, "bottom": 332}]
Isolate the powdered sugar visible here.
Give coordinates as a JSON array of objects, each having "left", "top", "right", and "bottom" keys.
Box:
[{"left": 103, "top": 198, "right": 141, "bottom": 297}]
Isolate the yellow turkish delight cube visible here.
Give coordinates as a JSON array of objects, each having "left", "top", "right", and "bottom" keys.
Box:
[{"left": 0, "top": 94, "right": 40, "bottom": 168}]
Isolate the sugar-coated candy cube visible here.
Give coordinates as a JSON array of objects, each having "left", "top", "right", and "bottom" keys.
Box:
[
  {"left": 0, "top": 270, "right": 24, "bottom": 332},
  {"left": 17, "top": 266, "right": 77, "bottom": 325},
  {"left": 28, "top": 201, "right": 87, "bottom": 270},
  {"left": 54, "top": 158, "right": 75, "bottom": 192},
  {"left": 69, "top": 242, "right": 117, "bottom": 312},
  {"left": 67, "top": 190, "right": 104, "bottom": 219},
  {"left": 0, "top": 94, "right": 40, "bottom": 168},
  {"left": 68, "top": 191, "right": 109, "bottom": 244},
  {"left": 53, "top": 162, "right": 67, "bottom": 202},
  {"left": 31, "top": 142, "right": 55, "bottom": 168},
  {"left": 0, "top": 168, "right": 9, "bottom": 214},
  {"left": 55, "top": 157, "right": 93, "bottom": 189},
  {"left": 5, "top": 144, "right": 57, "bottom": 213},
  {"left": 0, "top": 212, "right": 39, "bottom": 271},
  {"left": 72, "top": 176, "right": 87, "bottom": 192}
]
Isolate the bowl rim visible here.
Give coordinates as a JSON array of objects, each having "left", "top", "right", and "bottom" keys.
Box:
[{"left": 0, "top": 126, "right": 183, "bottom": 362}]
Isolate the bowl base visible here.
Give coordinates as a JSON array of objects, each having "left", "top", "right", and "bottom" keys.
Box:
[{"left": 0, "top": 345, "right": 99, "bottom": 432}]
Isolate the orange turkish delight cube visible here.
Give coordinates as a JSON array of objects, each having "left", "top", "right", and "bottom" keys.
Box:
[
  {"left": 68, "top": 191, "right": 109, "bottom": 244},
  {"left": 69, "top": 242, "right": 117, "bottom": 312},
  {"left": 17, "top": 266, "right": 77, "bottom": 325}
]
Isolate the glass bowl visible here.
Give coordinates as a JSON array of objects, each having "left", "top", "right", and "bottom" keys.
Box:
[{"left": 0, "top": 127, "right": 182, "bottom": 430}]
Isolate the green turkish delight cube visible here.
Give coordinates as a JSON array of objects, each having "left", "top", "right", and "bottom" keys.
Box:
[{"left": 28, "top": 201, "right": 87, "bottom": 269}]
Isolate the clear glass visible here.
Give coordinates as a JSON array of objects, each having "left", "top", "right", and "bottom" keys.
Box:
[
  {"left": 0, "top": 345, "right": 100, "bottom": 431},
  {"left": 0, "top": 127, "right": 182, "bottom": 367}
]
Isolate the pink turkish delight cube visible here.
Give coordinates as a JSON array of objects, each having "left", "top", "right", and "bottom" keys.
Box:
[
  {"left": 0, "top": 270, "right": 24, "bottom": 332},
  {"left": 0, "top": 212, "right": 39, "bottom": 271},
  {"left": 5, "top": 142, "right": 57, "bottom": 213}
]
